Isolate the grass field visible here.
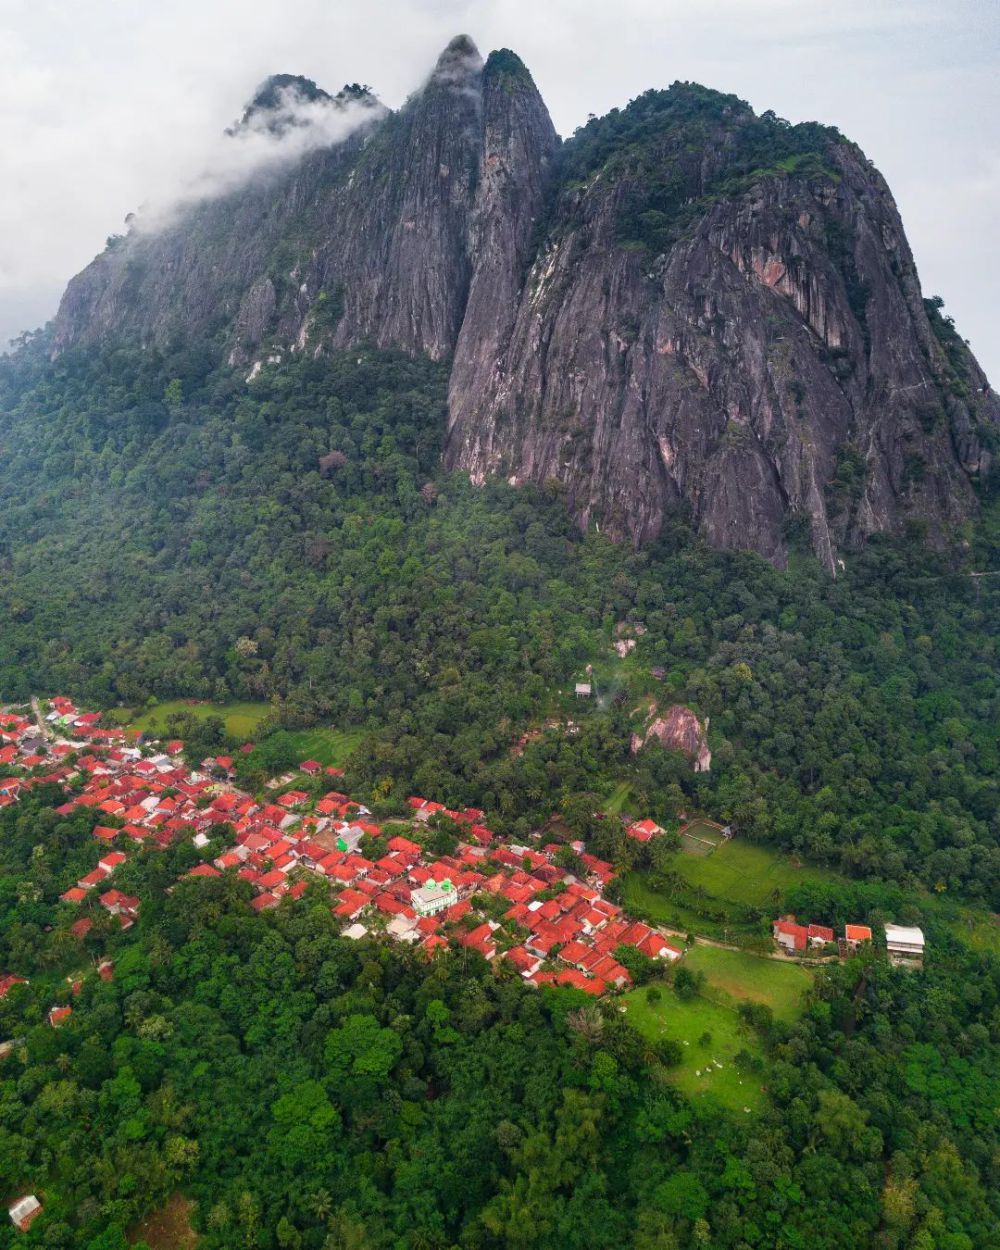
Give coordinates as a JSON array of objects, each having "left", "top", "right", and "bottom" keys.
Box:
[
  {"left": 679, "top": 819, "right": 723, "bottom": 856},
  {"left": 950, "top": 909, "right": 1000, "bottom": 956},
  {"left": 602, "top": 782, "right": 633, "bottom": 817},
  {"left": 111, "top": 701, "right": 363, "bottom": 766},
  {"left": 673, "top": 839, "right": 836, "bottom": 909},
  {"left": 114, "top": 700, "right": 271, "bottom": 740},
  {"left": 622, "top": 872, "right": 710, "bottom": 934},
  {"left": 279, "top": 727, "right": 364, "bottom": 769},
  {"left": 683, "top": 946, "right": 812, "bottom": 1023},
  {"left": 621, "top": 984, "right": 767, "bottom": 1113}
]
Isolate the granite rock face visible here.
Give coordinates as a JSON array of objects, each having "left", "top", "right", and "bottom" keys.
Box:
[
  {"left": 52, "top": 39, "right": 997, "bottom": 569},
  {"left": 631, "top": 704, "right": 712, "bottom": 772}
]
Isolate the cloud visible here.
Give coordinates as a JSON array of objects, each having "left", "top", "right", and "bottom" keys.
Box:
[{"left": 133, "top": 86, "right": 386, "bottom": 233}]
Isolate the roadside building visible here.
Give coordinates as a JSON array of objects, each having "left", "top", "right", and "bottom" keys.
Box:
[
  {"left": 773, "top": 918, "right": 808, "bottom": 953},
  {"left": 844, "top": 924, "right": 872, "bottom": 950}
]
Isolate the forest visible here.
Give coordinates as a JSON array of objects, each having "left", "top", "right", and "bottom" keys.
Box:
[
  {"left": 1, "top": 788, "right": 1000, "bottom": 1250},
  {"left": 0, "top": 341, "right": 997, "bottom": 903}
]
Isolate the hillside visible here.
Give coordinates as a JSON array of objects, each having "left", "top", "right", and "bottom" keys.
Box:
[
  {"left": 0, "top": 342, "right": 998, "bottom": 904},
  {"left": 46, "top": 37, "right": 998, "bottom": 570}
]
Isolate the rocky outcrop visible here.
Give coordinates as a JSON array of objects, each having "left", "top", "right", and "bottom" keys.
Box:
[
  {"left": 631, "top": 703, "right": 712, "bottom": 772},
  {"left": 444, "top": 110, "right": 997, "bottom": 570},
  {"left": 50, "top": 39, "right": 997, "bottom": 570}
]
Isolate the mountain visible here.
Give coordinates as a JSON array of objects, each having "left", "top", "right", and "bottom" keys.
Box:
[{"left": 50, "top": 36, "right": 997, "bottom": 569}]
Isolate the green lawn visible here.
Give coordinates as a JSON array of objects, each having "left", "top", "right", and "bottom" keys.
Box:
[
  {"left": 683, "top": 946, "right": 812, "bottom": 1023},
  {"left": 679, "top": 819, "right": 723, "bottom": 856},
  {"left": 621, "top": 983, "right": 767, "bottom": 1114},
  {"left": 602, "top": 782, "right": 633, "bottom": 817},
  {"left": 673, "top": 839, "right": 837, "bottom": 909},
  {"left": 949, "top": 909, "right": 1000, "bottom": 956},
  {"left": 278, "top": 727, "right": 365, "bottom": 770},
  {"left": 113, "top": 700, "right": 271, "bottom": 740},
  {"left": 622, "top": 872, "right": 710, "bottom": 934}
]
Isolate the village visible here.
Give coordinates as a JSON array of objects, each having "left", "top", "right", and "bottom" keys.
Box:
[
  {"left": 0, "top": 697, "right": 693, "bottom": 1019},
  {"left": 1, "top": 696, "right": 925, "bottom": 1034},
  {"left": 0, "top": 695, "right": 931, "bottom": 1232}
]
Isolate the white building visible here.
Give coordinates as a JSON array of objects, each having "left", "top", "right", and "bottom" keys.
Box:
[
  {"left": 411, "top": 881, "right": 455, "bottom": 916},
  {"left": 9, "top": 1196, "right": 42, "bottom": 1231},
  {"left": 386, "top": 914, "right": 420, "bottom": 943},
  {"left": 575, "top": 683, "right": 592, "bottom": 698},
  {"left": 884, "top": 924, "right": 925, "bottom": 964}
]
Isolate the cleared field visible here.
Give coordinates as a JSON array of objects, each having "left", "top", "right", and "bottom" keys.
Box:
[
  {"left": 602, "top": 782, "right": 633, "bottom": 817},
  {"left": 622, "top": 984, "right": 767, "bottom": 1114},
  {"left": 128, "top": 1192, "right": 197, "bottom": 1250},
  {"left": 683, "top": 945, "right": 812, "bottom": 1023},
  {"left": 950, "top": 910, "right": 1000, "bottom": 956},
  {"left": 673, "top": 839, "right": 836, "bottom": 909},
  {"left": 622, "top": 872, "right": 709, "bottom": 934},
  {"left": 679, "top": 819, "right": 723, "bottom": 857},
  {"left": 113, "top": 700, "right": 271, "bottom": 740},
  {"left": 279, "top": 727, "right": 364, "bottom": 769}
]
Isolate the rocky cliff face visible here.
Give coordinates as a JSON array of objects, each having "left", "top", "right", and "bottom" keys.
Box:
[
  {"left": 631, "top": 703, "right": 712, "bottom": 772},
  {"left": 51, "top": 38, "right": 997, "bottom": 570}
]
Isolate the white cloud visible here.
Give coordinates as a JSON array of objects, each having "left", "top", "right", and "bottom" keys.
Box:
[
  {"left": 134, "top": 87, "right": 386, "bottom": 234},
  {"left": 0, "top": 0, "right": 996, "bottom": 379}
]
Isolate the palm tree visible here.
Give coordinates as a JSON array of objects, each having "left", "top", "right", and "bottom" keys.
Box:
[{"left": 307, "top": 1189, "right": 333, "bottom": 1224}]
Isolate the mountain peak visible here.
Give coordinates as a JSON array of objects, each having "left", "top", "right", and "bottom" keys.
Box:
[
  {"left": 430, "top": 34, "right": 484, "bottom": 86},
  {"left": 230, "top": 74, "right": 332, "bottom": 134}
]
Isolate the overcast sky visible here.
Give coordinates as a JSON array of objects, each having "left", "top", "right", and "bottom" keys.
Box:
[{"left": 1, "top": 0, "right": 996, "bottom": 379}]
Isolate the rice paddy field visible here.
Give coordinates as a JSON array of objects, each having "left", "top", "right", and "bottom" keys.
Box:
[
  {"left": 111, "top": 700, "right": 271, "bottom": 740},
  {"left": 109, "top": 701, "right": 362, "bottom": 767},
  {"left": 278, "top": 727, "right": 365, "bottom": 769},
  {"left": 673, "top": 837, "right": 838, "bottom": 910}
]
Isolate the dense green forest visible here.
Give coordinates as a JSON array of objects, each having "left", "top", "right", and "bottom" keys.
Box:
[
  {"left": 1, "top": 342, "right": 997, "bottom": 903},
  {"left": 2, "top": 788, "right": 1000, "bottom": 1250}
]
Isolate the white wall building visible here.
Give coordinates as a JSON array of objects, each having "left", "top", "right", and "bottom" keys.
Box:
[
  {"left": 411, "top": 881, "right": 455, "bottom": 916},
  {"left": 884, "top": 924, "right": 925, "bottom": 964}
]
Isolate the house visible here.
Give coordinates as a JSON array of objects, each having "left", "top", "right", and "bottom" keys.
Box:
[
  {"left": 299, "top": 759, "right": 321, "bottom": 775},
  {"left": 386, "top": 914, "right": 420, "bottom": 943},
  {"left": 48, "top": 1005, "right": 72, "bottom": 1027},
  {"left": 460, "top": 922, "right": 498, "bottom": 960},
  {"left": 98, "top": 889, "right": 139, "bottom": 921},
  {"left": 342, "top": 922, "right": 369, "bottom": 940},
  {"left": 8, "top": 1195, "right": 42, "bottom": 1232},
  {"left": 844, "top": 924, "right": 872, "bottom": 949},
  {"left": 627, "top": 818, "right": 663, "bottom": 842},
  {"left": 773, "top": 919, "right": 808, "bottom": 953},
  {"left": 884, "top": 923, "right": 925, "bottom": 965},
  {"left": 0, "top": 974, "right": 27, "bottom": 998},
  {"left": 575, "top": 683, "right": 592, "bottom": 698},
  {"left": 78, "top": 867, "right": 110, "bottom": 890},
  {"left": 807, "top": 924, "right": 835, "bottom": 947},
  {"left": 411, "top": 881, "right": 456, "bottom": 916},
  {"left": 504, "top": 945, "right": 542, "bottom": 977}
]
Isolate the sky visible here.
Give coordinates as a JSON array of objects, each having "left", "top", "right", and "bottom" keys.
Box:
[{"left": 0, "top": 0, "right": 997, "bottom": 379}]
